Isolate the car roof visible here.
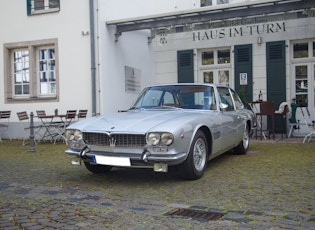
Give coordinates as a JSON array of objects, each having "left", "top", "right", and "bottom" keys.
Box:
[{"left": 148, "top": 83, "right": 229, "bottom": 88}]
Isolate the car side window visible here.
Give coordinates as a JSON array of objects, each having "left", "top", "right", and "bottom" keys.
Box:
[
  {"left": 231, "top": 89, "right": 244, "bottom": 110},
  {"left": 209, "top": 87, "right": 217, "bottom": 110},
  {"left": 218, "top": 87, "right": 235, "bottom": 111}
]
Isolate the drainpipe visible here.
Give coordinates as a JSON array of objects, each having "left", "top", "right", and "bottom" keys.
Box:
[{"left": 89, "top": 0, "right": 97, "bottom": 116}]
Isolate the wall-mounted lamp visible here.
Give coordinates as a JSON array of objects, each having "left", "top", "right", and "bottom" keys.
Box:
[
  {"left": 257, "top": 36, "right": 262, "bottom": 45},
  {"left": 81, "top": 31, "right": 89, "bottom": 36}
]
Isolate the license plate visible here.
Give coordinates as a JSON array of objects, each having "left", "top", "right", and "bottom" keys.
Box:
[{"left": 93, "top": 155, "right": 131, "bottom": 167}]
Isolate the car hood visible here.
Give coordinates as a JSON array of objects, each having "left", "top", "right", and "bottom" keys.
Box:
[{"left": 68, "top": 109, "right": 212, "bottom": 134}]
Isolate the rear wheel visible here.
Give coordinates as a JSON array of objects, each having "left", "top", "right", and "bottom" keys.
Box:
[
  {"left": 234, "top": 124, "right": 249, "bottom": 155},
  {"left": 84, "top": 161, "right": 112, "bottom": 174},
  {"left": 179, "top": 130, "right": 208, "bottom": 180}
]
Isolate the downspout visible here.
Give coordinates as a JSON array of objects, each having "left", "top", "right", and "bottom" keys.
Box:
[{"left": 89, "top": 0, "right": 97, "bottom": 116}]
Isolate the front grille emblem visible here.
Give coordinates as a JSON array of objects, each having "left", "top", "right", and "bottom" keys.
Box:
[{"left": 109, "top": 137, "right": 116, "bottom": 147}]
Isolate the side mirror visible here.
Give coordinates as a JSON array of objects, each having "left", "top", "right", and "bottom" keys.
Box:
[{"left": 219, "top": 103, "right": 228, "bottom": 111}]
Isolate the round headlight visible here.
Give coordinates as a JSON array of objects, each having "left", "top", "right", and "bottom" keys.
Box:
[
  {"left": 65, "top": 129, "right": 74, "bottom": 140},
  {"left": 147, "top": 133, "right": 160, "bottom": 145},
  {"left": 65, "top": 129, "right": 82, "bottom": 141},
  {"left": 161, "top": 133, "right": 173, "bottom": 146},
  {"left": 74, "top": 130, "right": 83, "bottom": 141}
]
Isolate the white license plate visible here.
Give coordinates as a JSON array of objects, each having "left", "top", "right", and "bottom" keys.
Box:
[{"left": 93, "top": 155, "right": 131, "bottom": 167}]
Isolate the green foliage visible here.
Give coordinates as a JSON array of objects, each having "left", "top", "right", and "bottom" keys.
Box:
[{"left": 238, "top": 88, "right": 248, "bottom": 105}]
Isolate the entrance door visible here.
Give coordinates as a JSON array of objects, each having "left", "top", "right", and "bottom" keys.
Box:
[
  {"left": 266, "top": 41, "right": 286, "bottom": 132},
  {"left": 234, "top": 45, "right": 253, "bottom": 102}
]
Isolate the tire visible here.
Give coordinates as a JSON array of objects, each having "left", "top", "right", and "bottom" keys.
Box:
[
  {"left": 234, "top": 124, "right": 249, "bottom": 155},
  {"left": 179, "top": 130, "right": 208, "bottom": 180},
  {"left": 83, "top": 161, "right": 112, "bottom": 174}
]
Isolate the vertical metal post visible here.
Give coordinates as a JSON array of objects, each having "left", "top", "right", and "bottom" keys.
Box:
[{"left": 28, "top": 112, "right": 35, "bottom": 152}]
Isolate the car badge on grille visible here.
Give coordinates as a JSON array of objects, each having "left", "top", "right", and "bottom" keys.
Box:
[{"left": 109, "top": 137, "right": 116, "bottom": 147}]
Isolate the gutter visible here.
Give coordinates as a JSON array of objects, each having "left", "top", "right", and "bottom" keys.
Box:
[{"left": 89, "top": 0, "right": 97, "bottom": 116}]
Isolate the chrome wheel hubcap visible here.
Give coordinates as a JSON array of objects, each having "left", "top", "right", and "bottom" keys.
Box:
[{"left": 193, "top": 138, "right": 207, "bottom": 172}]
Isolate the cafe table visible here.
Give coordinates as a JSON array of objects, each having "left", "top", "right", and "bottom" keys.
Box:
[{"left": 37, "top": 114, "right": 66, "bottom": 142}]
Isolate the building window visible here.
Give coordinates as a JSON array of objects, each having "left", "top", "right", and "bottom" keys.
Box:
[
  {"left": 200, "top": 48, "right": 231, "bottom": 86},
  {"left": 4, "top": 39, "right": 58, "bottom": 103},
  {"left": 13, "top": 50, "right": 30, "bottom": 97},
  {"left": 202, "top": 49, "right": 230, "bottom": 65},
  {"left": 218, "top": 70, "right": 230, "bottom": 86},
  {"left": 292, "top": 40, "right": 315, "bottom": 108},
  {"left": 27, "top": 0, "right": 60, "bottom": 15},
  {"left": 201, "top": 0, "right": 229, "bottom": 7},
  {"left": 202, "top": 51, "right": 214, "bottom": 65},
  {"left": 203, "top": 70, "right": 232, "bottom": 87},
  {"left": 39, "top": 48, "right": 56, "bottom": 95},
  {"left": 293, "top": 42, "right": 308, "bottom": 58},
  {"left": 295, "top": 65, "right": 308, "bottom": 107},
  {"left": 218, "top": 50, "right": 230, "bottom": 64},
  {"left": 203, "top": 71, "right": 214, "bottom": 83}
]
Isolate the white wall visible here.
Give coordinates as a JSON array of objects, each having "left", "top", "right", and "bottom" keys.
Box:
[
  {"left": 102, "top": 0, "right": 200, "bottom": 20},
  {"left": 0, "top": 1, "right": 92, "bottom": 138},
  {"left": 0, "top": 0, "right": 92, "bottom": 122}
]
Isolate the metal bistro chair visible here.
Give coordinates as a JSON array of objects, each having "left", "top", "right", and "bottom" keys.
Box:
[
  {"left": 77, "top": 109, "right": 88, "bottom": 120},
  {"left": 0, "top": 111, "right": 11, "bottom": 141},
  {"left": 17, "top": 111, "right": 43, "bottom": 145},
  {"left": 53, "top": 110, "right": 77, "bottom": 144},
  {"left": 36, "top": 110, "right": 56, "bottom": 142},
  {"left": 300, "top": 107, "right": 315, "bottom": 144},
  {"left": 256, "top": 101, "right": 275, "bottom": 140}
]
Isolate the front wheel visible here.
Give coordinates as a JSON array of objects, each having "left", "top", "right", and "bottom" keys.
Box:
[
  {"left": 179, "top": 130, "right": 208, "bottom": 180},
  {"left": 234, "top": 124, "right": 249, "bottom": 155},
  {"left": 84, "top": 161, "right": 112, "bottom": 174}
]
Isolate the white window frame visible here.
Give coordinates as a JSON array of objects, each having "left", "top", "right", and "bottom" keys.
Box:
[
  {"left": 291, "top": 40, "right": 315, "bottom": 110},
  {"left": 11, "top": 48, "right": 30, "bottom": 98},
  {"left": 199, "top": 48, "right": 232, "bottom": 86},
  {"left": 201, "top": 0, "right": 229, "bottom": 7},
  {"left": 28, "top": 0, "right": 60, "bottom": 15},
  {"left": 37, "top": 46, "right": 56, "bottom": 97},
  {"left": 3, "top": 39, "right": 59, "bottom": 103}
]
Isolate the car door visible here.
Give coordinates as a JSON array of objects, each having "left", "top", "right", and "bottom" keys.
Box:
[{"left": 217, "top": 87, "right": 242, "bottom": 150}]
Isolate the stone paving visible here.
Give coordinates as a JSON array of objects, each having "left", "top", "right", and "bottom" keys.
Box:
[{"left": 0, "top": 139, "right": 314, "bottom": 229}]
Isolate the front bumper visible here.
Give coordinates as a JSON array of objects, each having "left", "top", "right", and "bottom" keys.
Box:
[{"left": 65, "top": 146, "right": 187, "bottom": 167}]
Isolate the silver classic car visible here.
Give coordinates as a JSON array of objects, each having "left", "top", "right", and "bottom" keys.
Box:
[{"left": 65, "top": 84, "right": 256, "bottom": 180}]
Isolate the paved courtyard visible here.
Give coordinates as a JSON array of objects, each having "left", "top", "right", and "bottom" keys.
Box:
[{"left": 0, "top": 139, "right": 314, "bottom": 229}]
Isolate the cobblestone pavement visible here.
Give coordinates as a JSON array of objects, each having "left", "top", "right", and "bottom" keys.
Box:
[{"left": 0, "top": 139, "right": 314, "bottom": 229}]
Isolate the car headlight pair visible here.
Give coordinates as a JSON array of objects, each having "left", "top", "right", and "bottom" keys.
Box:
[
  {"left": 65, "top": 129, "right": 83, "bottom": 142},
  {"left": 146, "top": 132, "right": 173, "bottom": 146}
]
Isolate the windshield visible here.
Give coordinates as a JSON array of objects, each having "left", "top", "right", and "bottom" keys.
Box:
[{"left": 131, "top": 85, "right": 217, "bottom": 110}]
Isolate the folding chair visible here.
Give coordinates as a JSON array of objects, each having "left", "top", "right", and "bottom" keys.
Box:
[
  {"left": 300, "top": 107, "right": 315, "bottom": 143},
  {"left": 36, "top": 110, "right": 47, "bottom": 118},
  {"left": 0, "top": 111, "right": 11, "bottom": 141},
  {"left": 16, "top": 111, "right": 42, "bottom": 145},
  {"left": 53, "top": 110, "right": 77, "bottom": 144},
  {"left": 77, "top": 110, "right": 88, "bottom": 120},
  {"left": 255, "top": 101, "right": 275, "bottom": 140}
]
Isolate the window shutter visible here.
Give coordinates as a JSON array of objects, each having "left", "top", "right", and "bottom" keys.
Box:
[
  {"left": 177, "top": 50, "right": 194, "bottom": 83},
  {"left": 234, "top": 44, "right": 253, "bottom": 102},
  {"left": 26, "top": 0, "right": 31, "bottom": 15}
]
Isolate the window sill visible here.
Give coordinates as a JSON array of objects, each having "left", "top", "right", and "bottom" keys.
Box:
[
  {"left": 29, "top": 8, "right": 60, "bottom": 16},
  {"left": 6, "top": 97, "right": 58, "bottom": 103}
]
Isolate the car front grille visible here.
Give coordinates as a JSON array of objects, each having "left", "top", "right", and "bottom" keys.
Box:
[{"left": 83, "top": 132, "right": 146, "bottom": 147}]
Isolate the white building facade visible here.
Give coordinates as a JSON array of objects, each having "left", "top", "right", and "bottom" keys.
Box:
[{"left": 1, "top": 0, "right": 314, "bottom": 139}]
